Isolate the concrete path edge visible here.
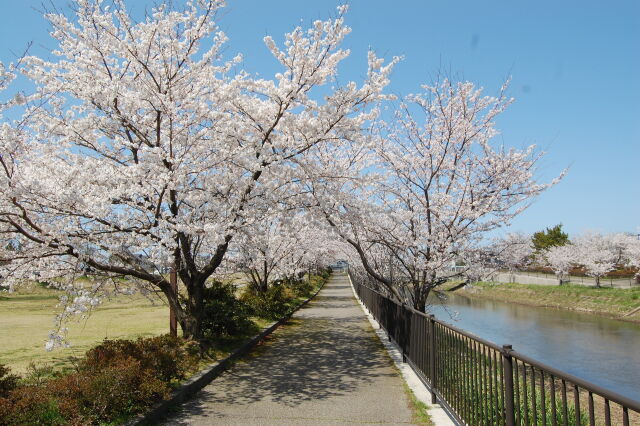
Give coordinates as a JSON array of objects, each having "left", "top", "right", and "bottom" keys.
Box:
[
  {"left": 346, "top": 274, "right": 457, "bottom": 426},
  {"left": 126, "top": 280, "right": 327, "bottom": 426}
]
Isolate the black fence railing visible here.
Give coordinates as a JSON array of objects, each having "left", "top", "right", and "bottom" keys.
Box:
[{"left": 349, "top": 271, "right": 640, "bottom": 426}]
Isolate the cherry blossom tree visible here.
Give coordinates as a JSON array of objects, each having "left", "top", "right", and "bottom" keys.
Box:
[
  {"left": 0, "top": 1, "right": 396, "bottom": 343},
  {"left": 317, "top": 78, "right": 563, "bottom": 311},
  {"left": 573, "top": 232, "right": 620, "bottom": 287},
  {"left": 545, "top": 232, "right": 639, "bottom": 286},
  {"left": 234, "top": 217, "right": 302, "bottom": 293},
  {"left": 494, "top": 232, "right": 534, "bottom": 280},
  {"left": 624, "top": 239, "right": 640, "bottom": 277},
  {"left": 454, "top": 245, "right": 498, "bottom": 285},
  {"left": 231, "top": 213, "right": 335, "bottom": 292},
  {"left": 612, "top": 233, "right": 640, "bottom": 279},
  {"left": 0, "top": 61, "right": 30, "bottom": 280},
  {"left": 544, "top": 243, "right": 576, "bottom": 284}
]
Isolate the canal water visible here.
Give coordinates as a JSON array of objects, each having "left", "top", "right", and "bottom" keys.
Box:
[{"left": 427, "top": 291, "right": 640, "bottom": 402}]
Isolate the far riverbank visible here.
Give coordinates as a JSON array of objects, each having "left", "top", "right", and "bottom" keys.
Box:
[{"left": 444, "top": 281, "right": 640, "bottom": 323}]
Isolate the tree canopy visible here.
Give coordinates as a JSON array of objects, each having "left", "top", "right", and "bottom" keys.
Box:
[
  {"left": 532, "top": 224, "right": 569, "bottom": 252},
  {"left": 0, "top": 0, "right": 567, "bottom": 345}
]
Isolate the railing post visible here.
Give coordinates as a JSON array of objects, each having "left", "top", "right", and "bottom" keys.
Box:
[
  {"left": 502, "top": 344, "right": 516, "bottom": 426},
  {"left": 428, "top": 314, "right": 437, "bottom": 404}
]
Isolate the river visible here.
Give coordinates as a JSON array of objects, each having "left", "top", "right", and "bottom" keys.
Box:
[{"left": 427, "top": 291, "right": 640, "bottom": 402}]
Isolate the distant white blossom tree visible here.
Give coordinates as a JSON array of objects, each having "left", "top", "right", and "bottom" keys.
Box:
[
  {"left": 611, "top": 233, "right": 640, "bottom": 280},
  {"left": 494, "top": 232, "right": 534, "bottom": 279},
  {"left": 231, "top": 213, "right": 334, "bottom": 292},
  {"left": 624, "top": 238, "right": 640, "bottom": 277},
  {"left": 544, "top": 244, "right": 577, "bottom": 284},
  {"left": 545, "top": 232, "right": 639, "bottom": 286},
  {"left": 459, "top": 246, "right": 498, "bottom": 285},
  {"left": 573, "top": 233, "right": 621, "bottom": 287}
]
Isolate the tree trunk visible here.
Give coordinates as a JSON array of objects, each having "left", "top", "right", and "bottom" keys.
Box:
[
  {"left": 260, "top": 260, "right": 269, "bottom": 292},
  {"left": 246, "top": 268, "right": 269, "bottom": 293},
  {"left": 258, "top": 277, "right": 268, "bottom": 292},
  {"left": 163, "top": 276, "right": 207, "bottom": 340},
  {"left": 413, "top": 283, "right": 430, "bottom": 312},
  {"left": 187, "top": 281, "right": 206, "bottom": 339}
]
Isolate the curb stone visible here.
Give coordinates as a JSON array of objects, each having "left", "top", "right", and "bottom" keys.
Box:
[{"left": 125, "top": 280, "right": 327, "bottom": 426}]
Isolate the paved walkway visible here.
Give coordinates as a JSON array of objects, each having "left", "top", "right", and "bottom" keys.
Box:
[{"left": 163, "top": 273, "right": 416, "bottom": 425}]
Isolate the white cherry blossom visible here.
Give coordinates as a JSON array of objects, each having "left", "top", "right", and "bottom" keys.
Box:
[
  {"left": 0, "top": 1, "right": 395, "bottom": 343},
  {"left": 317, "top": 78, "right": 563, "bottom": 310}
]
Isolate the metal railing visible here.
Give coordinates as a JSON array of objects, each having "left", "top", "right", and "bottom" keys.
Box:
[
  {"left": 349, "top": 272, "right": 640, "bottom": 425},
  {"left": 493, "top": 270, "right": 639, "bottom": 288}
]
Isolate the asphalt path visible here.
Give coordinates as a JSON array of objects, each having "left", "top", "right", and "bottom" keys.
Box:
[{"left": 163, "top": 273, "right": 416, "bottom": 425}]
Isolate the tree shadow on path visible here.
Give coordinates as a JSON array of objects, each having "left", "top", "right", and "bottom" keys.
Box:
[{"left": 166, "top": 286, "right": 401, "bottom": 423}]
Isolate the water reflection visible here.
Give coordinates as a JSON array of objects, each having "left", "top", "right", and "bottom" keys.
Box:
[{"left": 428, "top": 292, "right": 640, "bottom": 401}]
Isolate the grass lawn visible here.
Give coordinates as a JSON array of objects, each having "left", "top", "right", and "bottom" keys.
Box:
[
  {"left": 0, "top": 284, "right": 170, "bottom": 373},
  {"left": 1, "top": 276, "right": 326, "bottom": 374},
  {"left": 451, "top": 281, "right": 640, "bottom": 322}
]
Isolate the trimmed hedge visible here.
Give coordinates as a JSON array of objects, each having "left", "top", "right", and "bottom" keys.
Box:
[{"left": 0, "top": 336, "right": 199, "bottom": 425}]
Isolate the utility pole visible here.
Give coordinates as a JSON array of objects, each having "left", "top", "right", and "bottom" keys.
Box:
[{"left": 169, "top": 267, "right": 178, "bottom": 337}]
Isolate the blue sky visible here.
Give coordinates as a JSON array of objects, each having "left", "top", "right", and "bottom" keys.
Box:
[{"left": 1, "top": 0, "right": 638, "bottom": 237}]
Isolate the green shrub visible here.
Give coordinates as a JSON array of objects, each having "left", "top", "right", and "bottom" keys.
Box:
[
  {"left": 241, "top": 284, "right": 296, "bottom": 320},
  {"left": 75, "top": 356, "right": 168, "bottom": 423},
  {"left": 299, "top": 281, "right": 316, "bottom": 297},
  {"left": 200, "top": 281, "right": 253, "bottom": 338},
  {"left": 288, "top": 278, "right": 315, "bottom": 297},
  {"left": 241, "top": 272, "right": 329, "bottom": 320},
  {"left": 22, "top": 362, "right": 59, "bottom": 387},
  {"left": 0, "top": 335, "right": 201, "bottom": 425},
  {"left": 82, "top": 335, "right": 199, "bottom": 384},
  {"left": 0, "top": 358, "right": 169, "bottom": 425},
  {"left": 0, "top": 387, "right": 66, "bottom": 426}
]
